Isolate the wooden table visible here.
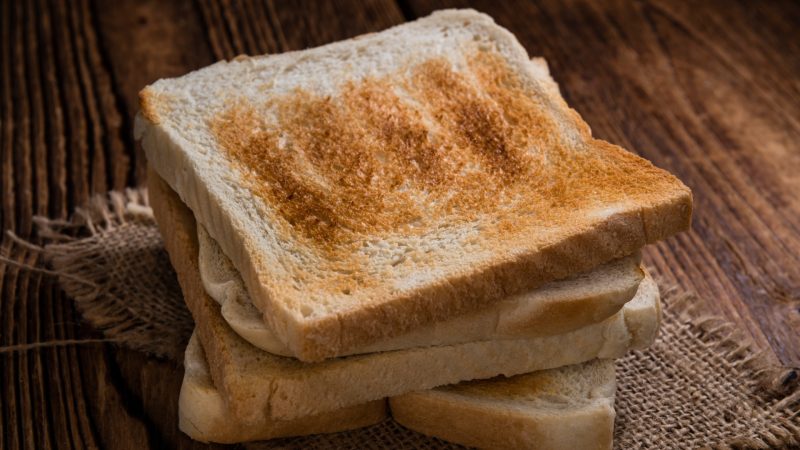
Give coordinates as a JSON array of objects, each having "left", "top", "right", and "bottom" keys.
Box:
[{"left": 1, "top": 1, "right": 798, "bottom": 448}]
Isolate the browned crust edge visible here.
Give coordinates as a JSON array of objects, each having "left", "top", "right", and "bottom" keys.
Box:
[
  {"left": 294, "top": 184, "right": 690, "bottom": 361},
  {"left": 138, "top": 86, "right": 161, "bottom": 125}
]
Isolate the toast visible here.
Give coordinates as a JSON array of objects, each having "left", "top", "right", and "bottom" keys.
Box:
[
  {"left": 390, "top": 275, "right": 663, "bottom": 449},
  {"left": 179, "top": 333, "right": 387, "bottom": 443},
  {"left": 136, "top": 9, "right": 691, "bottom": 361},
  {"left": 149, "top": 170, "right": 661, "bottom": 422},
  {"left": 181, "top": 332, "right": 614, "bottom": 447},
  {"left": 198, "top": 222, "right": 643, "bottom": 356},
  {"left": 390, "top": 359, "right": 616, "bottom": 450}
]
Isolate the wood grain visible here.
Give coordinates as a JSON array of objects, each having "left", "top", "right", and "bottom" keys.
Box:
[
  {"left": 0, "top": 1, "right": 797, "bottom": 449},
  {"left": 0, "top": 0, "right": 175, "bottom": 448}
]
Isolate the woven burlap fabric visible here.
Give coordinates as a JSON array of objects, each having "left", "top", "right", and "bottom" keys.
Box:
[{"left": 23, "top": 189, "right": 800, "bottom": 449}]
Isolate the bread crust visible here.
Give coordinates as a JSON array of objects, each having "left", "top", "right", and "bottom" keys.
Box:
[{"left": 197, "top": 221, "right": 643, "bottom": 356}]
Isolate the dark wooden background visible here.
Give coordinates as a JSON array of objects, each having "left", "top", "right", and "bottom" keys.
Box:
[{"left": 1, "top": 0, "right": 798, "bottom": 448}]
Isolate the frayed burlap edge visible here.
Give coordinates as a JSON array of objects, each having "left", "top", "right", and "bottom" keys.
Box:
[
  {"left": 612, "top": 289, "right": 799, "bottom": 450},
  {"left": 668, "top": 291, "right": 799, "bottom": 401},
  {"left": 2, "top": 188, "right": 193, "bottom": 360}
]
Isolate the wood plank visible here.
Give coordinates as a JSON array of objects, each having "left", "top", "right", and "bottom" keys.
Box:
[
  {"left": 194, "top": 0, "right": 404, "bottom": 60},
  {"left": 92, "top": 0, "right": 213, "bottom": 185},
  {"left": 13, "top": 0, "right": 33, "bottom": 237},
  {"left": 24, "top": 0, "right": 49, "bottom": 220},
  {"left": 3, "top": 2, "right": 33, "bottom": 448},
  {"left": 50, "top": 0, "right": 90, "bottom": 209},
  {"left": 0, "top": 0, "right": 164, "bottom": 448},
  {"left": 40, "top": 282, "right": 74, "bottom": 449},
  {"left": 403, "top": 0, "right": 800, "bottom": 365},
  {"left": 75, "top": 0, "right": 129, "bottom": 191},
  {"left": 267, "top": 0, "right": 404, "bottom": 50},
  {"left": 0, "top": 0, "right": 13, "bottom": 232},
  {"left": 66, "top": 0, "right": 108, "bottom": 195},
  {"left": 37, "top": 0, "right": 68, "bottom": 220}
]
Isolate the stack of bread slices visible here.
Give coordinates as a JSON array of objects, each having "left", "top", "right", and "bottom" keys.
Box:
[{"left": 137, "top": 9, "right": 692, "bottom": 449}]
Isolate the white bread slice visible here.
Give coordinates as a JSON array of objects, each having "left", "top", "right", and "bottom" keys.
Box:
[
  {"left": 390, "top": 359, "right": 616, "bottom": 450},
  {"left": 136, "top": 9, "right": 692, "bottom": 362},
  {"left": 149, "top": 170, "right": 661, "bottom": 423},
  {"left": 179, "top": 332, "right": 387, "bottom": 444},
  {"left": 198, "top": 223, "right": 643, "bottom": 356}
]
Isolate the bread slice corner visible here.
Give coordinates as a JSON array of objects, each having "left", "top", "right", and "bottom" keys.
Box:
[
  {"left": 390, "top": 359, "right": 616, "bottom": 450},
  {"left": 179, "top": 332, "right": 387, "bottom": 444}
]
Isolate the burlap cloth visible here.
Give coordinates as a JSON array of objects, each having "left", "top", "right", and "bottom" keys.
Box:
[{"left": 9, "top": 189, "right": 799, "bottom": 449}]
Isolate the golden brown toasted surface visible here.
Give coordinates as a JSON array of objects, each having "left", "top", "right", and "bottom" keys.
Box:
[
  {"left": 208, "top": 50, "right": 681, "bottom": 254},
  {"left": 139, "top": 87, "right": 170, "bottom": 125}
]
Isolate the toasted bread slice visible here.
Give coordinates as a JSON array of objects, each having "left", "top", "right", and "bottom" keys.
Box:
[
  {"left": 136, "top": 9, "right": 691, "bottom": 361},
  {"left": 390, "top": 359, "right": 616, "bottom": 450},
  {"left": 149, "top": 171, "right": 660, "bottom": 422},
  {"left": 179, "top": 333, "right": 387, "bottom": 443},
  {"left": 198, "top": 222, "right": 643, "bottom": 356}
]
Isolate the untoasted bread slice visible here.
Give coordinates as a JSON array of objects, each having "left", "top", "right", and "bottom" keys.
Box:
[
  {"left": 198, "top": 223, "right": 643, "bottom": 356},
  {"left": 390, "top": 359, "right": 616, "bottom": 450},
  {"left": 179, "top": 333, "right": 387, "bottom": 444},
  {"left": 136, "top": 9, "right": 691, "bottom": 361},
  {"left": 149, "top": 170, "right": 661, "bottom": 422}
]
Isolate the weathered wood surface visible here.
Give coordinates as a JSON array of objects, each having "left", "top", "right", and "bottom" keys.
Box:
[{"left": 0, "top": 0, "right": 797, "bottom": 448}]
